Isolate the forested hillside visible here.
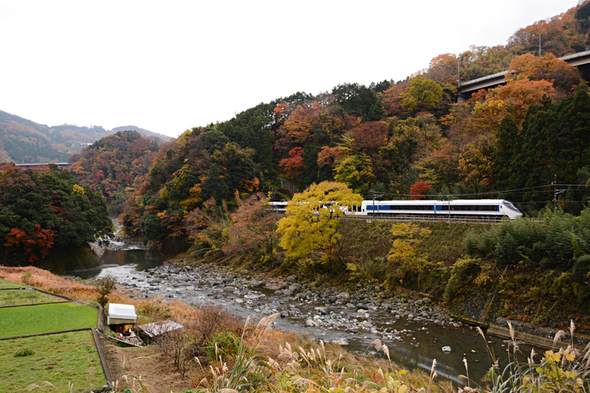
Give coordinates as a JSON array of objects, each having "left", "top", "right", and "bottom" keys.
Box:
[
  {"left": 69, "top": 131, "right": 163, "bottom": 215},
  {"left": 0, "top": 110, "right": 169, "bottom": 164},
  {"left": 3, "top": 1, "right": 590, "bottom": 273},
  {"left": 115, "top": 0, "right": 590, "bottom": 254},
  {"left": 0, "top": 163, "right": 112, "bottom": 271}
]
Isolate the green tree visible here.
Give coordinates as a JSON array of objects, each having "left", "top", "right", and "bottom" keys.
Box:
[
  {"left": 332, "top": 83, "right": 377, "bottom": 119},
  {"left": 201, "top": 163, "right": 229, "bottom": 203},
  {"left": 276, "top": 182, "right": 363, "bottom": 261},
  {"left": 490, "top": 114, "right": 522, "bottom": 192},
  {"left": 334, "top": 155, "right": 374, "bottom": 191},
  {"left": 401, "top": 77, "right": 444, "bottom": 113},
  {"left": 0, "top": 163, "right": 112, "bottom": 267}
]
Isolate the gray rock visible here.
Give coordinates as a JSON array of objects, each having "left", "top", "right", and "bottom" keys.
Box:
[{"left": 331, "top": 339, "right": 349, "bottom": 346}]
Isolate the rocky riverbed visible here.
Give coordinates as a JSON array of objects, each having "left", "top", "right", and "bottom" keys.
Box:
[
  {"left": 115, "top": 262, "right": 462, "bottom": 342},
  {"left": 99, "top": 261, "right": 513, "bottom": 383},
  {"left": 90, "top": 252, "right": 549, "bottom": 384}
]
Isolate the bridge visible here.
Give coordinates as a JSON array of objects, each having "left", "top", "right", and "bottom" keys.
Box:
[
  {"left": 457, "top": 50, "right": 590, "bottom": 101},
  {"left": 14, "top": 162, "right": 71, "bottom": 171}
]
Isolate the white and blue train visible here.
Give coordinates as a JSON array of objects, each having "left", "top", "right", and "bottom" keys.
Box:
[{"left": 268, "top": 199, "right": 522, "bottom": 220}]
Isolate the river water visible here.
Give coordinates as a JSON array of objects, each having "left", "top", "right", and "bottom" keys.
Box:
[{"left": 72, "top": 246, "right": 545, "bottom": 386}]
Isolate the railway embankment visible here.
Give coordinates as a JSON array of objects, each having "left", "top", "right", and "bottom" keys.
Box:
[{"left": 282, "top": 216, "right": 590, "bottom": 345}]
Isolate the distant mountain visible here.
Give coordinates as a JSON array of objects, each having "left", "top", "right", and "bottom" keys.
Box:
[
  {"left": 0, "top": 110, "right": 172, "bottom": 164},
  {"left": 110, "top": 125, "right": 172, "bottom": 142}
]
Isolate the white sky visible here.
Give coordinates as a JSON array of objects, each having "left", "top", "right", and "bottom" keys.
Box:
[{"left": 0, "top": 0, "right": 580, "bottom": 138}]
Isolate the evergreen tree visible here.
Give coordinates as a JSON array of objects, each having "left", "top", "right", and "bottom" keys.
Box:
[
  {"left": 490, "top": 114, "right": 521, "bottom": 192},
  {"left": 201, "top": 164, "right": 229, "bottom": 202}
]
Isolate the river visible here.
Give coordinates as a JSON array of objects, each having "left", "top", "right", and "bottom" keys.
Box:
[{"left": 71, "top": 245, "right": 545, "bottom": 386}]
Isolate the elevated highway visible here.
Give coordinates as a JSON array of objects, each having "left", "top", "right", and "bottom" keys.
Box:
[{"left": 457, "top": 50, "right": 590, "bottom": 101}]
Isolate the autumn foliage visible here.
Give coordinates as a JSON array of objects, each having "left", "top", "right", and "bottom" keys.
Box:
[
  {"left": 54, "top": 0, "right": 590, "bottom": 258},
  {"left": 0, "top": 163, "right": 112, "bottom": 268},
  {"left": 4, "top": 226, "right": 55, "bottom": 263},
  {"left": 410, "top": 181, "right": 431, "bottom": 200}
]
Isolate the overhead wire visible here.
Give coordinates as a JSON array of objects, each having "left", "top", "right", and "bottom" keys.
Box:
[{"left": 361, "top": 183, "right": 590, "bottom": 201}]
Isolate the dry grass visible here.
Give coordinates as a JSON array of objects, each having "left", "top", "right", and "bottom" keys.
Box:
[
  {"left": 0, "top": 266, "right": 457, "bottom": 393},
  {"left": 0, "top": 266, "right": 95, "bottom": 300}
]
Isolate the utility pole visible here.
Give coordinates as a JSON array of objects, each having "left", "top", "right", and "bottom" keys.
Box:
[
  {"left": 457, "top": 55, "right": 461, "bottom": 87},
  {"left": 539, "top": 33, "right": 542, "bottom": 56},
  {"left": 552, "top": 175, "right": 565, "bottom": 210}
]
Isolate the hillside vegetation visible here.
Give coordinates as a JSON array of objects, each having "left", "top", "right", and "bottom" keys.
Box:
[
  {"left": 0, "top": 110, "right": 170, "bottom": 164},
  {"left": 104, "top": 1, "right": 590, "bottom": 256},
  {"left": 0, "top": 163, "right": 112, "bottom": 271},
  {"left": 69, "top": 131, "right": 163, "bottom": 214},
  {"left": 1, "top": 0, "right": 590, "bottom": 337}
]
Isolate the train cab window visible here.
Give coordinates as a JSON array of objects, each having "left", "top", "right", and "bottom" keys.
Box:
[{"left": 504, "top": 201, "right": 521, "bottom": 212}]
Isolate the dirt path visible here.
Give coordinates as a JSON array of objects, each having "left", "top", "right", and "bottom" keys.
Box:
[{"left": 99, "top": 335, "right": 198, "bottom": 393}]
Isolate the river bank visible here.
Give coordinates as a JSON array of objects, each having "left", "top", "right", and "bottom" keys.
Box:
[
  {"left": 93, "top": 256, "right": 548, "bottom": 385},
  {"left": 79, "top": 227, "right": 588, "bottom": 384}
]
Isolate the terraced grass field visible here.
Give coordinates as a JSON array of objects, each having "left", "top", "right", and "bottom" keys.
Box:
[
  {"left": 0, "top": 278, "right": 25, "bottom": 289},
  {"left": 0, "top": 330, "right": 107, "bottom": 392},
  {"left": 0, "top": 302, "right": 98, "bottom": 339},
  {"left": 0, "top": 289, "right": 63, "bottom": 307}
]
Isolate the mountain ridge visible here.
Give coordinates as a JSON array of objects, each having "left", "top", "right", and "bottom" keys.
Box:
[{"left": 0, "top": 109, "right": 172, "bottom": 164}]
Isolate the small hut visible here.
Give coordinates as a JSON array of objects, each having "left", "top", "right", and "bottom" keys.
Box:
[
  {"left": 107, "top": 303, "right": 142, "bottom": 346},
  {"left": 107, "top": 303, "right": 137, "bottom": 325}
]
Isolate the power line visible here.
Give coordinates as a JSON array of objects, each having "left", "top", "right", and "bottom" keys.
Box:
[{"left": 362, "top": 183, "right": 590, "bottom": 200}]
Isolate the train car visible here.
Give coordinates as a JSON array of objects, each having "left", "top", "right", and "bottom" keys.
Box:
[
  {"left": 267, "top": 201, "right": 288, "bottom": 213},
  {"left": 357, "top": 199, "right": 522, "bottom": 220}
]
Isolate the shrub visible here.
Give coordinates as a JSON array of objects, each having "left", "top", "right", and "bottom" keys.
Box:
[
  {"left": 94, "top": 276, "right": 116, "bottom": 309},
  {"left": 21, "top": 271, "right": 32, "bottom": 285},
  {"left": 444, "top": 258, "right": 480, "bottom": 301},
  {"left": 206, "top": 331, "right": 241, "bottom": 363},
  {"left": 14, "top": 348, "right": 34, "bottom": 357},
  {"left": 464, "top": 207, "right": 590, "bottom": 271}
]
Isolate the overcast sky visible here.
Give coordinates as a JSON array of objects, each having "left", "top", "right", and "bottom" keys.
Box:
[{"left": 0, "top": 0, "right": 580, "bottom": 138}]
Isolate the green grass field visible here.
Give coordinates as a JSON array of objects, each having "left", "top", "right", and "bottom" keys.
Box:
[
  {"left": 0, "top": 289, "right": 63, "bottom": 307},
  {"left": 0, "top": 303, "right": 98, "bottom": 339},
  {"left": 0, "top": 330, "right": 107, "bottom": 393},
  {"left": 0, "top": 278, "right": 25, "bottom": 289}
]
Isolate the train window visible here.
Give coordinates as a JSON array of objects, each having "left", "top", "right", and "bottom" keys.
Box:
[
  {"left": 386, "top": 205, "right": 434, "bottom": 211},
  {"left": 449, "top": 205, "right": 499, "bottom": 211}
]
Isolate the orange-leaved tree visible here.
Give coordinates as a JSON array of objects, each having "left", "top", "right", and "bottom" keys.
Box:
[
  {"left": 507, "top": 53, "right": 580, "bottom": 95},
  {"left": 279, "top": 147, "right": 304, "bottom": 179},
  {"left": 4, "top": 225, "right": 55, "bottom": 263},
  {"left": 222, "top": 192, "right": 280, "bottom": 265},
  {"left": 410, "top": 181, "right": 431, "bottom": 200}
]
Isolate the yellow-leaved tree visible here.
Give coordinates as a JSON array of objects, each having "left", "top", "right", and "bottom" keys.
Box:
[
  {"left": 388, "top": 222, "right": 432, "bottom": 279},
  {"left": 276, "top": 181, "right": 363, "bottom": 263}
]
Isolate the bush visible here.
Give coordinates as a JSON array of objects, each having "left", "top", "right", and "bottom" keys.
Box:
[
  {"left": 206, "top": 331, "right": 241, "bottom": 363},
  {"left": 14, "top": 348, "right": 34, "bottom": 357},
  {"left": 464, "top": 207, "right": 590, "bottom": 271},
  {"left": 495, "top": 232, "right": 520, "bottom": 267},
  {"left": 444, "top": 258, "right": 480, "bottom": 301},
  {"left": 94, "top": 276, "right": 116, "bottom": 309},
  {"left": 573, "top": 254, "right": 590, "bottom": 282},
  {"left": 21, "top": 272, "right": 32, "bottom": 285}
]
